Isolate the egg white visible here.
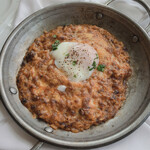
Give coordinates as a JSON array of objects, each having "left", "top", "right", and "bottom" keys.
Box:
[{"left": 51, "top": 42, "right": 99, "bottom": 82}]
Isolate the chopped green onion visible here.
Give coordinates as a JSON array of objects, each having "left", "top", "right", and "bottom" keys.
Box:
[
  {"left": 53, "top": 35, "right": 57, "bottom": 38},
  {"left": 88, "top": 61, "right": 97, "bottom": 71},
  {"left": 89, "top": 67, "right": 94, "bottom": 71},
  {"left": 92, "top": 61, "right": 96, "bottom": 68},
  {"left": 74, "top": 74, "right": 77, "bottom": 78},
  {"left": 95, "top": 54, "right": 99, "bottom": 59},
  {"left": 72, "top": 61, "right": 77, "bottom": 66},
  {"left": 65, "top": 53, "right": 69, "bottom": 57},
  {"left": 52, "top": 40, "right": 60, "bottom": 51},
  {"left": 97, "top": 64, "right": 105, "bottom": 72},
  {"left": 55, "top": 40, "right": 60, "bottom": 44}
]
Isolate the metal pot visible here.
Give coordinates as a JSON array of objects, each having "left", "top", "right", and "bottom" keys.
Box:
[{"left": 0, "top": 0, "right": 150, "bottom": 149}]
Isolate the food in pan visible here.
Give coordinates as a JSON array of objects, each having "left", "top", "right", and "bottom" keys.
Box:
[{"left": 17, "top": 24, "right": 132, "bottom": 133}]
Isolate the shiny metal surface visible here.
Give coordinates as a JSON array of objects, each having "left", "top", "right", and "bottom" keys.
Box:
[
  {"left": 0, "top": 1, "right": 150, "bottom": 148},
  {"left": 30, "top": 141, "right": 44, "bottom": 150}
]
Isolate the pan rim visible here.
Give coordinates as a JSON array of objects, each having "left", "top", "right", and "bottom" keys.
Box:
[{"left": 0, "top": 1, "right": 150, "bottom": 148}]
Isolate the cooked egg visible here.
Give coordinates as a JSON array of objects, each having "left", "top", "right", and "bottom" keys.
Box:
[
  {"left": 51, "top": 42, "right": 99, "bottom": 82},
  {"left": 57, "top": 85, "right": 66, "bottom": 92}
]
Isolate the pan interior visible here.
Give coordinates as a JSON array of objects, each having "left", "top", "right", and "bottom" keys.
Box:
[{"left": 1, "top": 3, "right": 150, "bottom": 147}]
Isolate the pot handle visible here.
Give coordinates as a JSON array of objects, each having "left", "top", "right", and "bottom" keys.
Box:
[
  {"left": 30, "top": 141, "right": 44, "bottom": 150},
  {"left": 104, "top": 0, "right": 150, "bottom": 34}
]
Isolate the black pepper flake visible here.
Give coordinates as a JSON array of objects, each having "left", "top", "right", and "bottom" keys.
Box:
[
  {"left": 25, "top": 51, "right": 36, "bottom": 63},
  {"left": 114, "top": 90, "right": 119, "bottom": 94},
  {"left": 31, "top": 105, "right": 36, "bottom": 110},
  {"left": 79, "top": 108, "right": 84, "bottom": 115},
  {"left": 22, "top": 98, "right": 27, "bottom": 104}
]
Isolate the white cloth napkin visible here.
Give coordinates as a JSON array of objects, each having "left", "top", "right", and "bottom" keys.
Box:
[{"left": 0, "top": 0, "right": 150, "bottom": 149}]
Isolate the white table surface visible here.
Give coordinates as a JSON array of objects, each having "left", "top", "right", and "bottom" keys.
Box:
[{"left": 0, "top": 0, "right": 150, "bottom": 149}]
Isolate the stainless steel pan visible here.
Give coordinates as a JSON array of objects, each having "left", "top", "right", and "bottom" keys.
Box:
[{"left": 0, "top": 0, "right": 150, "bottom": 149}]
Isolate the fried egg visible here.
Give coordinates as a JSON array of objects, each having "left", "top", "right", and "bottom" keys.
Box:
[{"left": 51, "top": 42, "right": 99, "bottom": 82}]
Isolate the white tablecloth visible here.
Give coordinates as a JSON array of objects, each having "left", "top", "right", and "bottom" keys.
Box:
[{"left": 0, "top": 0, "right": 150, "bottom": 149}]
